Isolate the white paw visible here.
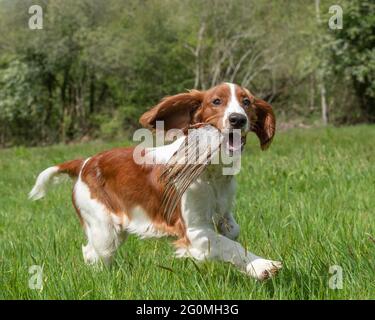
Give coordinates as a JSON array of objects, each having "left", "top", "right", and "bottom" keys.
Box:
[
  {"left": 246, "top": 258, "right": 282, "bottom": 281},
  {"left": 82, "top": 244, "right": 100, "bottom": 265}
]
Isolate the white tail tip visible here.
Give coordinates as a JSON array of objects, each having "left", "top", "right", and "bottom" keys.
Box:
[{"left": 29, "top": 166, "right": 59, "bottom": 201}]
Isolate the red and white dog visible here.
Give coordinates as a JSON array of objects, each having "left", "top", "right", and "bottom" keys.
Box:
[{"left": 29, "top": 82, "right": 281, "bottom": 280}]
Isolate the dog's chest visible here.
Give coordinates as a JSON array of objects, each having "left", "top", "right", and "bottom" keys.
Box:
[{"left": 181, "top": 167, "right": 236, "bottom": 227}]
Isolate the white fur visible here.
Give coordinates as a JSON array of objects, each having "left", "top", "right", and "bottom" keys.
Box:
[
  {"left": 74, "top": 158, "right": 126, "bottom": 265},
  {"left": 76, "top": 180, "right": 167, "bottom": 263},
  {"left": 223, "top": 83, "right": 249, "bottom": 130},
  {"left": 126, "top": 206, "right": 168, "bottom": 238},
  {"left": 74, "top": 158, "right": 169, "bottom": 264},
  {"left": 177, "top": 167, "right": 281, "bottom": 280},
  {"left": 29, "top": 166, "right": 60, "bottom": 200}
]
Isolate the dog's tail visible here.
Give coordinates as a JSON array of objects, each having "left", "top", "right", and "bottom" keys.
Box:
[{"left": 29, "top": 158, "right": 85, "bottom": 201}]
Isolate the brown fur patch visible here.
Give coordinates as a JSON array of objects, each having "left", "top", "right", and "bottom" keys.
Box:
[{"left": 79, "top": 147, "right": 187, "bottom": 239}]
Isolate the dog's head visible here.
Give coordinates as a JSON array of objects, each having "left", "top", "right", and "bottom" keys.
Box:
[{"left": 139, "top": 82, "right": 275, "bottom": 152}]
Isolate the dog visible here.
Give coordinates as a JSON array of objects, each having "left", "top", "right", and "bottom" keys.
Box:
[{"left": 29, "top": 82, "right": 281, "bottom": 280}]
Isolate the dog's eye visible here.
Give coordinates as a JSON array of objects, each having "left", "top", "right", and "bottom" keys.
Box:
[
  {"left": 212, "top": 98, "right": 222, "bottom": 106},
  {"left": 243, "top": 98, "right": 251, "bottom": 107}
]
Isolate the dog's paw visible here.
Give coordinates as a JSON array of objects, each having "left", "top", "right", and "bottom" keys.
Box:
[
  {"left": 82, "top": 244, "right": 100, "bottom": 265},
  {"left": 246, "top": 258, "right": 282, "bottom": 281}
]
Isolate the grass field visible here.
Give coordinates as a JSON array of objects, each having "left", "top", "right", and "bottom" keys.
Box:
[{"left": 1, "top": 125, "right": 374, "bottom": 299}]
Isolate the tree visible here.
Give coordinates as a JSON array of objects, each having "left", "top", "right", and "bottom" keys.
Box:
[{"left": 329, "top": 0, "right": 375, "bottom": 121}]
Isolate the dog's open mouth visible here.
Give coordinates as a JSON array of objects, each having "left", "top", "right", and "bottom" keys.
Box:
[{"left": 225, "top": 130, "right": 246, "bottom": 154}]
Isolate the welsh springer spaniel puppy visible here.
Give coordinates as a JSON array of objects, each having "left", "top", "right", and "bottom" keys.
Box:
[{"left": 29, "top": 82, "right": 281, "bottom": 280}]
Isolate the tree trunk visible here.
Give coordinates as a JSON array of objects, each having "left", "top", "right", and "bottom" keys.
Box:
[
  {"left": 315, "top": 0, "right": 329, "bottom": 125},
  {"left": 320, "top": 82, "right": 328, "bottom": 125},
  {"left": 194, "top": 22, "right": 205, "bottom": 88}
]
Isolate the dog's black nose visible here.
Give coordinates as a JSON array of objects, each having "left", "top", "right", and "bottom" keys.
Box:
[{"left": 229, "top": 113, "right": 247, "bottom": 128}]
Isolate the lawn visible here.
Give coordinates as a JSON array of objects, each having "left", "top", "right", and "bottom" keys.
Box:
[{"left": 0, "top": 125, "right": 374, "bottom": 299}]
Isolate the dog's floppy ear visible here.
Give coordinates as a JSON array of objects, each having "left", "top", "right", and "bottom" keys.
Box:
[
  {"left": 139, "top": 90, "right": 204, "bottom": 131},
  {"left": 250, "top": 98, "right": 276, "bottom": 150}
]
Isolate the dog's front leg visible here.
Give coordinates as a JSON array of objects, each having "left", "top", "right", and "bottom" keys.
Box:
[
  {"left": 186, "top": 227, "right": 281, "bottom": 280},
  {"left": 181, "top": 179, "right": 282, "bottom": 280},
  {"left": 216, "top": 213, "right": 240, "bottom": 240}
]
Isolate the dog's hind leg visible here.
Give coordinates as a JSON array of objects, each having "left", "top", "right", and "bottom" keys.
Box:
[
  {"left": 73, "top": 178, "right": 127, "bottom": 266},
  {"left": 72, "top": 193, "right": 100, "bottom": 265},
  {"left": 83, "top": 220, "right": 126, "bottom": 266}
]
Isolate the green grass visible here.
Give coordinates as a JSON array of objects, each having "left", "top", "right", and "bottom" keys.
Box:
[{"left": 1, "top": 125, "right": 374, "bottom": 299}]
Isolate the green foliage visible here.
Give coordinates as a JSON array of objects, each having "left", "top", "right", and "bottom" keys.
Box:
[
  {"left": 0, "top": 60, "right": 34, "bottom": 121},
  {"left": 0, "top": 0, "right": 374, "bottom": 147},
  {"left": 0, "top": 59, "right": 47, "bottom": 145},
  {"left": 329, "top": 0, "right": 375, "bottom": 120}
]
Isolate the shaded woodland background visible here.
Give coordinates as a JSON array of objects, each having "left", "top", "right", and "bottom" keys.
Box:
[{"left": 0, "top": 0, "right": 374, "bottom": 147}]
